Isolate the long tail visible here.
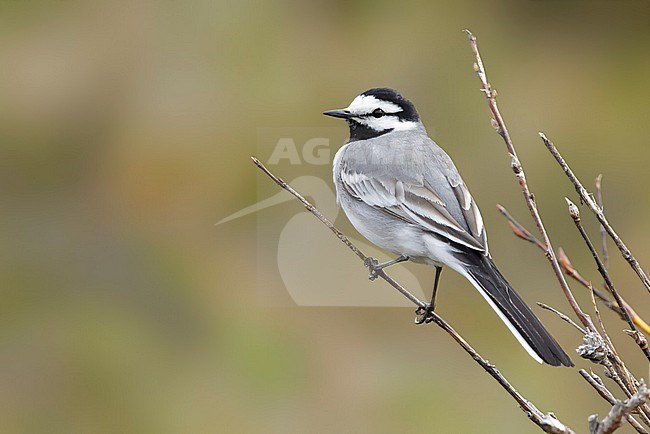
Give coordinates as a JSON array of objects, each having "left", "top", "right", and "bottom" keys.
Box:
[{"left": 460, "top": 254, "right": 574, "bottom": 367}]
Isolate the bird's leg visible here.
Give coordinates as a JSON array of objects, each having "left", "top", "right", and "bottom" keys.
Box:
[
  {"left": 364, "top": 255, "right": 409, "bottom": 280},
  {"left": 415, "top": 266, "right": 443, "bottom": 324}
]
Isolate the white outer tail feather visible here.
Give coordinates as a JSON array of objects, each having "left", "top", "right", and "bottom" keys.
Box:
[{"left": 460, "top": 270, "right": 544, "bottom": 364}]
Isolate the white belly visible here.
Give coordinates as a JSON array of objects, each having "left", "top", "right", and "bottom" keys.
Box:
[{"left": 337, "top": 190, "right": 461, "bottom": 270}]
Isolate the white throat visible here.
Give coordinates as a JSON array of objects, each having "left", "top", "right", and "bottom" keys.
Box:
[{"left": 356, "top": 116, "right": 419, "bottom": 132}]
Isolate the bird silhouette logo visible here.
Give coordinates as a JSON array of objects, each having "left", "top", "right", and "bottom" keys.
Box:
[{"left": 218, "top": 174, "right": 425, "bottom": 306}]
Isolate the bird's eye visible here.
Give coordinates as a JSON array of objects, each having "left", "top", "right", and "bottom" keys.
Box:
[{"left": 372, "top": 108, "right": 385, "bottom": 118}]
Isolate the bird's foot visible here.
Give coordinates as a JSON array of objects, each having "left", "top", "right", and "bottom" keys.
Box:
[
  {"left": 364, "top": 255, "right": 409, "bottom": 281},
  {"left": 414, "top": 304, "right": 436, "bottom": 324},
  {"left": 364, "top": 257, "right": 382, "bottom": 281}
]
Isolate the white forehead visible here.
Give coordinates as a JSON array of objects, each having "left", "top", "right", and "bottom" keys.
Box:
[{"left": 345, "top": 94, "right": 402, "bottom": 115}]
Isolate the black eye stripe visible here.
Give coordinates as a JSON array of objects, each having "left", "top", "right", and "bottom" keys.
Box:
[{"left": 360, "top": 109, "right": 402, "bottom": 118}]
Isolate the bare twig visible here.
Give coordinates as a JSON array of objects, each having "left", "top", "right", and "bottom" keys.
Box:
[
  {"left": 628, "top": 311, "right": 650, "bottom": 337},
  {"left": 595, "top": 175, "right": 609, "bottom": 271},
  {"left": 422, "top": 314, "right": 574, "bottom": 434},
  {"left": 498, "top": 203, "right": 650, "bottom": 336},
  {"left": 566, "top": 198, "right": 650, "bottom": 362},
  {"left": 602, "top": 364, "right": 650, "bottom": 428},
  {"left": 586, "top": 282, "right": 639, "bottom": 407},
  {"left": 598, "top": 351, "right": 650, "bottom": 426},
  {"left": 580, "top": 370, "right": 648, "bottom": 434},
  {"left": 465, "top": 33, "right": 650, "bottom": 432},
  {"left": 569, "top": 200, "right": 650, "bottom": 421},
  {"left": 464, "top": 29, "right": 594, "bottom": 332},
  {"left": 590, "top": 284, "right": 616, "bottom": 363},
  {"left": 539, "top": 133, "right": 650, "bottom": 294},
  {"left": 497, "top": 204, "right": 547, "bottom": 250},
  {"left": 581, "top": 369, "right": 618, "bottom": 405},
  {"left": 252, "top": 157, "right": 423, "bottom": 307},
  {"left": 587, "top": 279, "right": 641, "bottom": 412},
  {"left": 590, "top": 383, "right": 650, "bottom": 434},
  {"left": 252, "top": 156, "right": 575, "bottom": 434},
  {"left": 586, "top": 291, "right": 650, "bottom": 427},
  {"left": 558, "top": 249, "right": 619, "bottom": 312},
  {"left": 558, "top": 248, "right": 650, "bottom": 336},
  {"left": 497, "top": 204, "right": 649, "bottom": 333},
  {"left": 537, "top": 302, "right": 586, "bottom": 334}
]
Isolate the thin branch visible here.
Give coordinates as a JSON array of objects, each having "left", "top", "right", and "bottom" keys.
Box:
[
  {"left": 497, "top": 204, "right": 547, "bottom": 250},
  {"left": 539, "top": 133, "right": 650, "bottom": 294},
  {"left": 252, "top": 157, "right": 422, "bottom": 306},
  {"left": 558, "top": 248, "right": 621, "bottom": 315},
  {"left": 587, "top": 291, "right": 650, "bottom": 427},
  {"left": 537, "top": 302, "right": 586, "bottom": 334},
  {"left": 598, "top": 358, "right": 650, "bottom": 428},
  {"left": 586, "top": 282, "right": 639, "bottom": 408},
  {"left": 566, "top": 198, "right": 650, "bottom": 362},
  {"left": 568, "top": 200, "right": 650, "bottom": 422},
  {"left": 581, "top": 369, "right": 618, "bottom": 405},
  {"left": 590, "top": 383, "right": 650, "bottom": 434},
  {"left": 465, "top": 33, "right": 650, "bottom": 431},
  {"left": 422, "top": 314, "right": 573, "bottom": 434},
  {"left": 595, "top": 175, "right": 609, "bottom": 271},
  {"left": 590, "top": 283, "right": 616, "bottom": 363},
  {"left": 579, "top": 370, "right": 648, "bottom": 434},
  {"left": 498, "top": 203, "right": 650, "bottom": 336},
  {"left": 587, "top": 277, "right": 641, "bottom": 410},
  {"left": 464, "top": 29, "right": 594, "bottom": 332},
  {"left": 252, "top": 156, "right": 575, "bottom": 434},
  {"left": 558, "top": 248, "right": 650, "bottom": 336},
  {"left": 498, "top": 204, "right": 618, "bottom": 316}
]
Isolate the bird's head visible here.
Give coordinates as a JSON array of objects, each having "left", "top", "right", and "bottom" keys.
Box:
[{"left": 323, "top": 88, "right": 421, "bottom": 141}]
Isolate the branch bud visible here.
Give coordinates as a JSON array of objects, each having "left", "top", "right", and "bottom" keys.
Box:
[
  {"left": 624, "top": 329, "right": 648, "bottom": 349},
  {"left": 565, "top": 198, "right": 581, "bottom": 222}
]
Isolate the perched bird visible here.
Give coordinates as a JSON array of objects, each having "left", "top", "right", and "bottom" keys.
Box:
[{"left": 324, "top": 88, "right": 573, "bottom": 367}]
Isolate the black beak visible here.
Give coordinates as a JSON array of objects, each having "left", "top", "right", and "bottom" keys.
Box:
[{"left": 323, "top": 109, "right": 352, "bottom": 119}]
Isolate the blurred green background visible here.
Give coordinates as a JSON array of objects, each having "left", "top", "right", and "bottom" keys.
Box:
[{"left": 1, "top": 1, "right": 649, "bottom": 433}]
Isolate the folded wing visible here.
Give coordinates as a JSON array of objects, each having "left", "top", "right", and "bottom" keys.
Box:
[{"left": 339, "top": 161, "right": 487, "bottom": 253}]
